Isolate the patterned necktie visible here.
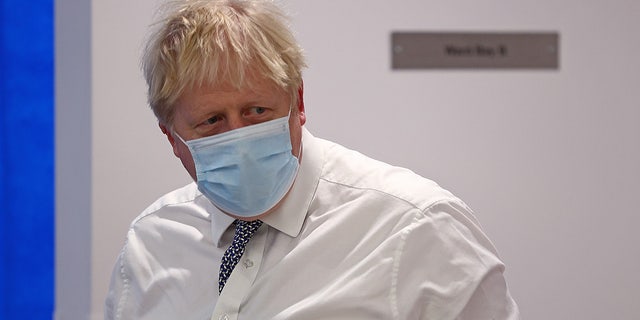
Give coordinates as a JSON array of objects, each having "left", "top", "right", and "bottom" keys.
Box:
[{"left": 219, "top": 219, "right": 263, "bottom": 294}]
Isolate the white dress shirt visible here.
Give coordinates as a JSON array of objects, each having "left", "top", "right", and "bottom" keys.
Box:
[{"left": 105, "top": 128, "right": 519, "bottom": 320}]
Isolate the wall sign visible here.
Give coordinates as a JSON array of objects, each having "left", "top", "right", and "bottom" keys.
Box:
[{"left": 391, "top": 32, "right": 559, "bottom": 69}]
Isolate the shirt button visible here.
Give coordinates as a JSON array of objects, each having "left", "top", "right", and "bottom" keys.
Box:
[
  {"left": 243, "top": 258, "right": 254, "bottom": 268},
  {"left": 219, "top": 314, "right": 229, "bottom": 320}
]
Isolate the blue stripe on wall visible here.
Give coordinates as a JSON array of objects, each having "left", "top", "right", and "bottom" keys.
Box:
[{"left": 0, "top": 0, "right": 54, "bottom": 318}]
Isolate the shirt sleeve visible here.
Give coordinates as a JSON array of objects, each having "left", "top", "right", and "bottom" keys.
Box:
[
  {"left": 393, "top": 199, "right": 520, "bottom": 319},
  {"left": 104, "top": 227, "right": 145, "bottom": 320},
  {"left": 104, "top": 247, "right": 127, "bottom": 320}
]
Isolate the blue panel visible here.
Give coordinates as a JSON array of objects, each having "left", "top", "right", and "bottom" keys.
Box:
[{"left": 0, "top": 0, "right": 54, "bottom": 318}]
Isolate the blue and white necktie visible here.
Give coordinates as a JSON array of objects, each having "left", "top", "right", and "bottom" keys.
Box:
[{"left": 219, "top": 219, "right": 263, "bottom": 294}]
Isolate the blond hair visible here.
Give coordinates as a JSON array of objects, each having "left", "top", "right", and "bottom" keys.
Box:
[{"left": 142, "top": 0, "right": 306, "bottom": 125}]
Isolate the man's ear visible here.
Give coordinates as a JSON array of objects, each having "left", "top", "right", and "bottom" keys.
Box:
[
  {"left": 159, "top": 123, "right": 181, "bottom": 158},
  {"left": 297, "top": 81, "right": 306, "bottom": 126}
]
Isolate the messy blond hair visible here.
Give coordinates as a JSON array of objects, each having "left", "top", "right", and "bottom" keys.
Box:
[{"left": 142, "top": 0, "right": 306, "bottom": 125}]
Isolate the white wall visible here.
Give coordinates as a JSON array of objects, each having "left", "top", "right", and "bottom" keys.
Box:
[{"left": 56, "top": 0, "right": 640, "bottom": 319}]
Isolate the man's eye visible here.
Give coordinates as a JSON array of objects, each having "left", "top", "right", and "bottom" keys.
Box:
[
  {"left": 252, "top": 107, "right": 266, "bottom": 114},
  {"left": 206, "top": 116, "right": 219, "bottom": 125}
]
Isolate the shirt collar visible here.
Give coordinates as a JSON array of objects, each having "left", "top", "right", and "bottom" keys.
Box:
[
  {"left": 209, "top": 201, "right": 236, "bottom": 247},
  {"left": 209, "top": 127, "right": 324, "bottom": 246}
]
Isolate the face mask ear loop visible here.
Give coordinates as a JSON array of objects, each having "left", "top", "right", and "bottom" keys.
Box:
[
  {"left": 172, "top": 129, "right": 189, "bottom": 146},
  {"left": 288, "top": 103, "right": 303, "bottom": 160}
]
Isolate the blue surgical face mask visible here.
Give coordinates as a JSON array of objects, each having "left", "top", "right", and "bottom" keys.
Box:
[{"left": 176, "top": 112, "right": 300, "bottom": 218}]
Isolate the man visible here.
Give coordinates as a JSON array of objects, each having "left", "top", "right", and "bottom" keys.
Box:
[{"left": 105, "top": 1, "right": 519, "bottom": 319}]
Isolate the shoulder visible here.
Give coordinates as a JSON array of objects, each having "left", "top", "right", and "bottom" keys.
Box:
[
  {"left": 106, "top": 182, "right": 218, "bottom": 319},
  {"left": 133, "top": 182, "right": 201, "bottom": 223},
  {"left": 114, "top": 182, "right": 216, "bottom": 268},
  {"left": 112, "top": 181, "right": 214, "bottom": 279},
  {"left": 122, "top": 181, "right": 217, "bottom": 248},
  {"left": 316, "top": 137, "right": 462, "bottom": 213},
  {"left": 126, "top": 182, "right": 216, "bottom": 232}
]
